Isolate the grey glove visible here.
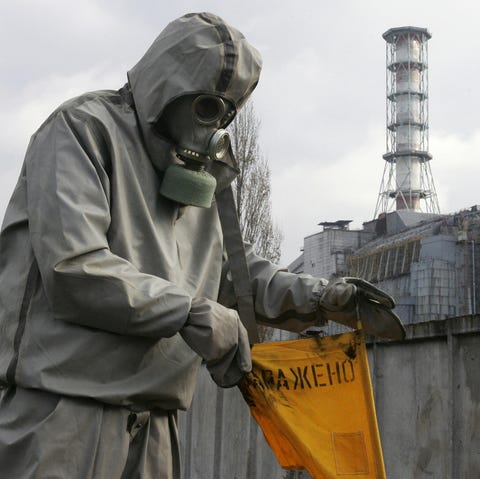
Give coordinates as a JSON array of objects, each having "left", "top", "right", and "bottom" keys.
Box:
[
  {"left": 181, "top": 297, "right": 252, "bottom": 388},
  {"left": 318, "top": 277, "right": 405, "bottom": 340}
]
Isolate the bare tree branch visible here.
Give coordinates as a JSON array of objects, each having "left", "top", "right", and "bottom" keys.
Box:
[
  {"left": 229, "top": 101, "right": 283, "bottom": 341},
  {"left": 229, "top": 101, "right": 283, "bottom": 264}
]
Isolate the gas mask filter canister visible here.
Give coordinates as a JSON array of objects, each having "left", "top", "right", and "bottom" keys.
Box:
[{"left": 158, "top": 95, "right": 234, "bottom": 208}]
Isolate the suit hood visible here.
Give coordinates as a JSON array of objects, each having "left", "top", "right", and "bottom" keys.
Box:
[{"left": 127, "top": 12, "right": 262, "bottom": 172}]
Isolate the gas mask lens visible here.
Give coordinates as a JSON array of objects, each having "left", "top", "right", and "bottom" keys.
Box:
[
  {"left": 192, "top": 95, "right": 226, "bottom": 125},
  {"left": 208, "top": 130, "right": 230, "bottom": 160}
]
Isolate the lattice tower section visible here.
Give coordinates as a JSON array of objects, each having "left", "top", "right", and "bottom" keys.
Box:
[{"left": 374, "top": 27, "right": 440, "bottom": 217}]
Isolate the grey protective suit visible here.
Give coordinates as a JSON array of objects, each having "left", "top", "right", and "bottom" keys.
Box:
[{"left": 0, "top": 12, "right": 327, "bottom": 479}]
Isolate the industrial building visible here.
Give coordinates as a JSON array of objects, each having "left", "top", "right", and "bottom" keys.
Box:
[
  {"left": 289, "top": 26, "right": 479, "bottom": 330},
  {"left": 181, "top": 26, "right": 480, "bottom": 478},
  {"left": 289, "top": 207, "right": 480, "bottom": 329}
]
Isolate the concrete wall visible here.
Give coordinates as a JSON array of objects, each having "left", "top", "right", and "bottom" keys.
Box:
[
  {"left": 179, "top": 316, "right": 480, "bottom": 479},
  {"left": 371, "top": 316, "right": 480, "bottom": 477},
  {"left": 178, "top": 369, "right": 285, "bottom": 479}
]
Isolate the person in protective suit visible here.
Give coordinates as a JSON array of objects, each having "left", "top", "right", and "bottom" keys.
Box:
[{"left": 0, "top": 12, "right": 403, "bottom": 479}]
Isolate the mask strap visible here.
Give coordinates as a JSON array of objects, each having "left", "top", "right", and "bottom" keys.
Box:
[{"left": 216, "top": 185, "right": 259, "bottom": 344}]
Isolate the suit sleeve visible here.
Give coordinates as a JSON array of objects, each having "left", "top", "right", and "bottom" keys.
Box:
[
  {"left": 26, "top": 109, "right": 191, "bottom": 338},
  {"left": 218, "top": 243, "right": 328, "bottom": 333}
]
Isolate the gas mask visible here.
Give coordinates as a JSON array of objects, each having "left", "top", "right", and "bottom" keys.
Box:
[{"left": 156, "top": 94, "right": 236, "bottom": 208}]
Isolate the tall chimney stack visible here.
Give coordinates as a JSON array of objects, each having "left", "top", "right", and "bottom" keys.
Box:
[{"left": 375, "top": 27, "right": 440, "bottom": 216}]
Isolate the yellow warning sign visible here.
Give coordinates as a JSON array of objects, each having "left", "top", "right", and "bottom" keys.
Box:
[{"left": 240, "top": 331, "right": 386, "bottom": 478}]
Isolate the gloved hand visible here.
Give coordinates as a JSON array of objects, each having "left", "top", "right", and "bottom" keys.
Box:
[
  {"left": 317, "top": 277, "right": 405, "bottom": 340},
  {"left": 181, "top": 297, "right": 252, "bottom": 388}
]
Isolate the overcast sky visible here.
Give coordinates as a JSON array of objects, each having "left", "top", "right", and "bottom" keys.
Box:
[{"left": 2, "top": 0, "right": 480, "bottom": 264}]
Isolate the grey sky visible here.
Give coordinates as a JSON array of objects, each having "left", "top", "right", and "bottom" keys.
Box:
[{"left": 2, "top": 0, "right": 480, "bottom": 264}]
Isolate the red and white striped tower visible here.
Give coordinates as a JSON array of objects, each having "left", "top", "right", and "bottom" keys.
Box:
[{"left": 374, "top": 27, "right": 440, "bottom": 216}]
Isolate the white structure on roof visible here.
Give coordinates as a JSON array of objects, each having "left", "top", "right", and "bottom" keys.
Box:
[{"left": 375, "top": 26, "right": 440, "bottom": 216}]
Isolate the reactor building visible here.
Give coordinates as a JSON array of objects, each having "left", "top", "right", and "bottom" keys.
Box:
[{"left": 289, "top": 26, "right": 479, "bottom": 329}]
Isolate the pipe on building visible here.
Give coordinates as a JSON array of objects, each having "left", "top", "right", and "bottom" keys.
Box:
[{"left": 472, "top": 240, "right": 476, "bottom": 314}]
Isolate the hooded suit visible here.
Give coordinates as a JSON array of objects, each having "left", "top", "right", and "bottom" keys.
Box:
[{"left": 0, "top": 12, "right": 326, "bottom": 478}]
